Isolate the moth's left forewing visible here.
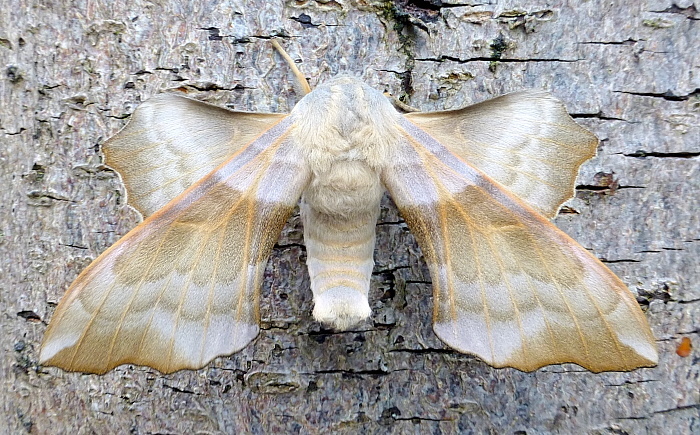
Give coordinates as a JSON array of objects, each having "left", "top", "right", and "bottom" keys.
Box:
[{"left": 382, "top": 117, "right": 657, "bottom": 372}]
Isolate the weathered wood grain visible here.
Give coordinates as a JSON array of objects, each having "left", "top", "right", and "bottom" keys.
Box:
[{"left": 2, "top": 1, "right": 697, "bottom": 433}]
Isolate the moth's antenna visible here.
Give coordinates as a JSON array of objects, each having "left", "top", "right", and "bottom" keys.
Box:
[
  {"left": 271, "top": 39, "right": 312, "bottom": 96},
  {"left": 383, "top": 91, "right": 420, "bottom": 113}
]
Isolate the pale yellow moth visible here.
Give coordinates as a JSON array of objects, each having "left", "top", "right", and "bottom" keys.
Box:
[{"left": 40, "top": 42, "right": 658, "bottom": 374}]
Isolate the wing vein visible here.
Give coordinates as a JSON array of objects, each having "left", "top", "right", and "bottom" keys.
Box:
[
  {"left": 130, "top": 133, "right": 290, "bottom": 368},
  {"left": 477, "top": 223, "right": 529, "bottom": 364},
  {"left": 70, "top": 223, "right": 179, "bottom": 370},
  {"left": 164, "top": 224, "right": 219, "bottom": 372},
  {"left": 130, "top": 160, "right": 230, "bottom": 199},
  {"left": 107, "top": 130, "right": 169, "bottom": 154},
  {"left": 408, "top": 135, "right": 497, "bottom": 361},
  {"left": 455, "top": 150, "right": 562, "bottom": 190},
  {"left": 426, "top": 143, "right": 594, "bottom": 365},
  {"left": 197, "top": 222, "right": 227, "bottom": 367},
  {"left": 69, "top": 274, "right": 122, "bottom": 369},
  {"left": 457, "top": 114, "right": 589, "bottom": 135},
  {"left": 453, "top": 140, "right": 566, "bottom": 166},
  {"left": 528, "top": 234, "right": 593, "bottom": 366},
  {"left": 569, "top": 264, "right": 631, "bottom": 368},
  {"left": 232, "top": 132, "right": 290, "bottom": 325},
  {"left": 133, "top": 224, "right": 199, "bottom": 364},
  {"left": 133, "top": 191, "right": 249, "bottom": 367},
  {"left": 521, "top": 133, "right": 578, "bottom": 150},
  {"left": 460, "top": 214, "right": 497, "bottom": 363}
]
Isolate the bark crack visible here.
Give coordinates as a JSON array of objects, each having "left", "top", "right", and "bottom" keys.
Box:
[
  {"left": 579, "top": 39, "right": 641, "bottom": 46},
  {"left": 605, "top": 379, "right": 659, "bottom": 387},
  {"left": 417, "top": 55, "right": 581, "bottom": 63},
  {"left": 614, "top": 89, "right": 700, "bottom": 101},
  {"left": 650, "top": 5, "right": 699, "bottom": 21},
  {"left": 653, "top": 403, "right": 700, "bottom": 415},
  {"left": 622, "top": 151, "right": 700, "bottom": 159},
  {"left": 570, "top": 113, "right": 639, "bottom": 123}
]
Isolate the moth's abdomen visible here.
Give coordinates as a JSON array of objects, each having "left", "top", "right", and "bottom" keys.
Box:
[
  {"left": 303, "top": 205, "right": 379, "bottom": 330},
  {"left": 301, "top": 161, "right": 383, "bottom": 331}
]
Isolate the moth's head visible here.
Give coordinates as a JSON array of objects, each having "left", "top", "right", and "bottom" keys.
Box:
[{"left": 291, "top": 76, "right": 397, "bottom": 114}]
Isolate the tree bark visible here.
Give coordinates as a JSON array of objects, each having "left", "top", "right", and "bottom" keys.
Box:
[{"left": 2, "top": 1, "right": 697, "bottom": 433}]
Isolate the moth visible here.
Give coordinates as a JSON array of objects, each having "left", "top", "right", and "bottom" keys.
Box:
[{"left": 40, "top": 43, "right": 658, "bottom": 374}]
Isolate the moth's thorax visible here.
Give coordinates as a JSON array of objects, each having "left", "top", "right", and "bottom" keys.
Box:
[
  {"left": 291, "top": 77, "right": 401, "bottom": 216},
  {"left": 290, "top": 77, "right": 401, "bottom": 159}
]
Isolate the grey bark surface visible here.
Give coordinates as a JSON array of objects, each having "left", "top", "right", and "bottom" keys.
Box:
[{"left": 1, "top": 0, "right": 698, "bottom": 433}]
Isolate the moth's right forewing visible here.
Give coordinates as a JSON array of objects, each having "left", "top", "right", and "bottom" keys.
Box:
[
  {"left": 41, "top": 117, "right": 310, "bottom": 374},
  {"left": 104, "top": 93, "right": 287, "bottom": 217},
  {"left": 382, "top": 118, "right": 657, "bottom": 373}
]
